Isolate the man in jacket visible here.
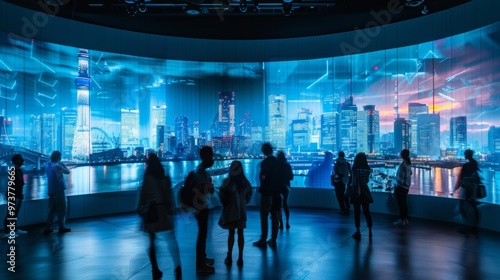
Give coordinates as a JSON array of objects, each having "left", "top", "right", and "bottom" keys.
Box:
[
  {"left": 253, "top": 142, "right": 280, "bottom": 248},
  {"left": 43, "top": 151, "right": 71, "bottom": 234},
  {"left": 332, "top": 151, "right": 351, "bottom": 215}
]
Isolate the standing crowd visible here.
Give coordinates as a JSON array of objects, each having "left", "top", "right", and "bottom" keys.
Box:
[
  {"left": 137, "top": 143, "right": 294, "bottom": 278},
  {"left": 2, "top": 145, "right": 486, "bottom": 278}
]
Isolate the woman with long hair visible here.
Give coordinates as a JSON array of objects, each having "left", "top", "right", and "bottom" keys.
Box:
[
  {"left": 218, "top": 160, "right": 253, "bottom": 266},
  {"left": 138, "top": 153, "right": 181, "bottom": 279},
  {"left": 453, "top": 149, "right": 480, "bottom": 234},
  {"left": 277, "top": 151, "right": 293, "bottom": 229},
  {"left": 393, "top": 149, "right": 412, "bottom": 226},
  {"left": 346, "top": 152, "right": 374, "bottom": 240}
]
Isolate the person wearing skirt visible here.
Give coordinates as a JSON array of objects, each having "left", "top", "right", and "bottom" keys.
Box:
[{"left": 218, "top": 161, "right": 253, "bottom": 266}]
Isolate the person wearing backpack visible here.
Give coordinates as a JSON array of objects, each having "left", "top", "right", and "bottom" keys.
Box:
[
  {"left": 193, "top": 146, "right": 216, "bottom": 274},
  {"left": 276, "top": 151, "right": 293, "bottom": 229},
  {"left": 332, "top": 151, "right": 351, "bottom": 215}
]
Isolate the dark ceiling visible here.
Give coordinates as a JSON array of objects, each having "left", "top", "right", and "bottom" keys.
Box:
[{"left": 7, "top": 0, "right": 470, "bottom": 40}]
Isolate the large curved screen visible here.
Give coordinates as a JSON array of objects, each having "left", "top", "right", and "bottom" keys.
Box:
[{"left": 0, "top": 21, "right": 499, "bottom": 204}]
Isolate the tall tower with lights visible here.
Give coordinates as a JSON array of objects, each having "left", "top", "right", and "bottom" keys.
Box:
[
  {"left": 72, "top": 49, "right": 92, "bottom": 160},
  {"left": 218, "top": 92, "right": 235, "bottom": 136},
  {"left": 363, "top": 105, "right": 380, "bottom": 154},
  {"left": 151, "top": 105, "right": 167, "bottom": 149},
  {"left": 408, "top": 103, "right": 428, "bottom": 155},
  {"left": 450, "top": 116, "right": 467, "bottom": 155},
  {"left": 268, "top": 94, "right": 286, "bottom": 150}
]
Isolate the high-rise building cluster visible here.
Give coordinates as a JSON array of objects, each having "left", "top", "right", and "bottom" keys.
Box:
[{"left": 1, "top": 50, "right": 495, "bottom": 162}]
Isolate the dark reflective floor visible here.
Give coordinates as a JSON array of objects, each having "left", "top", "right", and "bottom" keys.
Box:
[{"left": 1, "top": 207, "right": 499, "bottom": 280}]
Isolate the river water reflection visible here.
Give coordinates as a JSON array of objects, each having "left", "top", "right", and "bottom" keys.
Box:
[{"left": 1, "top": 159, "right": 499, "bottom": 205}]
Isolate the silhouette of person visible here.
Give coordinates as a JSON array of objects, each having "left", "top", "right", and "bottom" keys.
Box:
[
  {"left": 43, "top": 151, "right": 71, "bottom": 234},
  {"left": 332, "top": 151, "right": 351, "bottom": 215},
  {"left": 253, "top": 142, "right": 280, "bottom": 248},
  {"left": 346, "top": 152, "right": 373, "bottom": 240},
  {"left": 3, "top": 154, "right": 27, "bottom": 236},
  {"left": 276, "top": 151, "right": 293, "bottom": 229},
  {"left": 218, "top": 160, "right": 253, "bottom": 267},
  {"left": 305, "top": 151, "right": 334, "bottom": 188},
  {"left": 393, "top": 149, "right": 412, "bottom": 226},
  {"left": 138, "top": 153, "right": 181, "bottom": 279},
  {"left": 454, "top": 149, "right": 480, "bottom": 234},
  {"left": 193, "top": 146, "right": 216, "bottom": 274}
]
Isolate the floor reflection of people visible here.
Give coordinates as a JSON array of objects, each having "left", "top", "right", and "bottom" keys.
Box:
[
  {"left": 459, "top": 237, "right": 482, "bottom": 279},
  {"left": 305, "top": 151, "right": 334, "bottom": 189},
  {"left": 348, "top": 239, "right": 373, "bottom": 279},
  {"left": 395, "top": 231, "right": 411, "bottom": 279}
]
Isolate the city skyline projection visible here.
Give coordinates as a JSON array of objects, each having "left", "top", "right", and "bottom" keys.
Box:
[{"left": 2, "top": 21, "right": 500, "bottom": 161}]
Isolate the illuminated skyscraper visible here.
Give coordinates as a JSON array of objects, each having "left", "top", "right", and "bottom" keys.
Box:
[
  {"left": 320, "top": 112, "right": 335, "bottom": 151},
  {"left": 72, "top": 49, "right": 91, "bottom": 160},
  {"left": 340, "top": 95, "right": 357, "bottom": 155},
  {"left": 60, "top": 108, "right": 77, "bottom": 158},
  {"left": 239, "top": 112, "right": 254, "bottom": 137},
  {"left": 218, "top": 92, "right": 235, "bottom": 136},
  {"left": 156, "top": 125, "right": 165, "bottom": 152},
  {"left": 268, "top": 94, "right": 286, "bottom": 150},
  {"left": 42, "top": 113, "right": 56, "bottom": 155},
  {"left": 120, "top": 109, "right": 140, "bottom": 155},
  {"left": 488, "top": 126, "right": 500, "bottom": 153},
  {"left": 29, "top": 115, "right": 41, "bottom": 152},
  {"left": 167, "top": 136, "right": 177, "bottom": 154},
  {"left": 408, "top": 103, "right": 428, "bottom": 154},
  {"left": 450, "top": 116, "right": 467, "bottom": 155},
  {"left": 322, "top": 93, "right": 334, "bottom": 113},
  {"left": 417, "top": 114, "right": 441, "bottom": 158},
  {"left": 320, "top": 92, "right": 341, "bottom": 151},
  {"left": 394, "top": 117, "right": 411, "bottom": 153},
  {"left": 151, "top": 105, "right": 166, "bottom": 149},
  {"left": 174, "top": 116, "right": 189, "bottom": 148},
  {"left": 363, "top": 105, "right": 380, "bottom": 154},
  {"left": 357, "top": 111, "right": 367, "bottom": 153},
  {"left": 193, "top": 121, "right": 200, "bottom": 139},
  {"left": 183, "top": 135, "right": 195, "bottom": 156},
  {"left": 291, "top": 119, "right": 309, "bottom": 149},
  {"left": 0, "top": 115, "right": 13, "bottom": 146},
  {"left": 0, "top": 116, "right": 12, "bottom": 136},
  {"left": 394, "top": 79, "right": 399, "bottom": 118},
  {"left": 294, "top": 108, "right": 313, "bottom": 150},
  {"left": 251, "top": 126, "right": 263, "bottom": 143}
]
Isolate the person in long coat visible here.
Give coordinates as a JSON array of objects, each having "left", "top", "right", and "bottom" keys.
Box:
[
  {"left": 218, "top": 160, "right": 253, "bottom": 266},
  {"left": 346, "top": 152, "right": 374, "bottom": 240},
  {"left": 138, "top": 153, "right": 181, "bottom": 279}
]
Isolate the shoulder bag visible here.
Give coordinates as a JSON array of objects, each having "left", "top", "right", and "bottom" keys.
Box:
[{"left": 138, "top": 203, "right": 158, "bottom": 223}]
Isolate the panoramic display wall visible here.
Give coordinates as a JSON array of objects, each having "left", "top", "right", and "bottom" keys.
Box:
[
  {"left": 1, "top": 22, "right": 500, "bottom": 159},
  {"left": 1, "top": 19, "right": 500, "bottom": 201}
]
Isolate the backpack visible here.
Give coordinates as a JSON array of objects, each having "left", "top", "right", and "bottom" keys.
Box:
[
  {"left": 179, "top": 170, "right": 198, "bottom": 207},
  {"left": 179, "top": 170, "right": 206, "bottom": 209}
]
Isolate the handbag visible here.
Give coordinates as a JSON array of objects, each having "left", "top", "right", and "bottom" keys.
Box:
[
  {"left": 474, "top": 171, "right": 487, "bottom": 199},
  {"left": 476, "top": 183, "right": 487, "bottom": 199},
  {"left": 138, "top": 203, "right": 158, "bottom": 223}
]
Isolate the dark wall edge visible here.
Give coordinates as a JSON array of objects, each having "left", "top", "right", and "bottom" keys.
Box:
[{"left": 0, "top": 0, "right": 498, "bottom": 62}]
